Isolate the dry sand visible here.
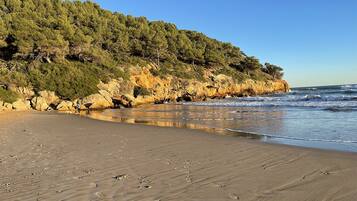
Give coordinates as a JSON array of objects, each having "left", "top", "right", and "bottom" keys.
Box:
[{"left": 1, "top": 112, "right": 357, "bottom": 201}]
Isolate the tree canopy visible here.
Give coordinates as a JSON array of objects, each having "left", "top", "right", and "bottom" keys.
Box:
[{"left": 0, "top": 0, "right": 284, "bottom": 100}]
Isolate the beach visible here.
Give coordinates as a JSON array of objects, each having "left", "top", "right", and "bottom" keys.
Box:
[{"left": 1, "top": 112, "right": 357, "bottom": 201}]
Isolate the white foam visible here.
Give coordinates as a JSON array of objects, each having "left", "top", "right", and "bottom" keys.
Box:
[{"left": 226, "top": 129, "right": 357, "bottom": 144}]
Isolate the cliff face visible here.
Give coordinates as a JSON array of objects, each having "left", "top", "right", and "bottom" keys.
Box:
[
  {"left": 0, "top": 65, "right": 289, "bottom": 112},
  {"left": 126, "top": 66, "right": 289, "bottom": 106}
]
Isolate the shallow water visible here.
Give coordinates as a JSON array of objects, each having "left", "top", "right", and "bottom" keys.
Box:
[{"left": 87, "top": 84, "right": 357, "bottom": 152}]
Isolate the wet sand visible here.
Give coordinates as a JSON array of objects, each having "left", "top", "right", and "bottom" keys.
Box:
[{"left": 1, "top": 112, "right": 357, "bottom": 201}]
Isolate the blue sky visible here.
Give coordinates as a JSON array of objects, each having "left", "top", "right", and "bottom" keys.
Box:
[{"left": 93, "top": 0, "right": 357, "bottom": 87}]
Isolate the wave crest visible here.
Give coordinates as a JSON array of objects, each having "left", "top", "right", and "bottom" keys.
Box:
[{"left": 226, "top": 129, "right": 357, "bottom": 144}]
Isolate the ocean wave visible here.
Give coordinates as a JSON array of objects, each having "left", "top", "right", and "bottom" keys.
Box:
[
  {"left": 301, "top": 95, "right": 322, "bottom": 101},
  {"left": 324, "top": 107, "right": 357, "bottom": 112},
  {"left": 235, "top": 95, "right": 357, "bottom": 103},
  {"left": 290, "top": 89, "right": 357, "bottom": 96},
  {"left": 341, "top": 84, "right": 356, "bottom": 89},
  {"left": 343, "top": 89, "right": 357, "bottom": 94},
  {"left": 185, "top": 99, "right": 357, "bottom": 110},
  {"left": 226, "top": 129, "right": 357, "bottom": 144}
]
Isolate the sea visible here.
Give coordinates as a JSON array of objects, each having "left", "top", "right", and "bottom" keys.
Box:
[{"left": 87, "top": 84, "right": 357, "bottom": 152}]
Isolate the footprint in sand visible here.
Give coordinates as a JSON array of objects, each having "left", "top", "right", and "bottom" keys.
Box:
[
  {"left": 137, "top": 176, "right": 152, "bottom": 189},
  {"left": 112, "top": 174, "right": 127, "bottom": 181},
  {"left": 229, "top": 193, "right": 240, "bottom": 200},
  {"left": 89, "top": 182, "right": 98, "bottom": 188}
]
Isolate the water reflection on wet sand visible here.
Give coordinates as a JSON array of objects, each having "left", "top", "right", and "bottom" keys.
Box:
[{"left": 81, "top": 103, "right": 286, "bottom": 140}]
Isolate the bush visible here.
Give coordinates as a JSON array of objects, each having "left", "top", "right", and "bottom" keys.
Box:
[
  {"left": 28, "top": 62, "right": 100, "bottom": 100},
  {"left": 215, "top": 66, "right": 249, "bottom": 83},
  {"left": 0, "top": 87, "right": 18, "bottom": 103}
]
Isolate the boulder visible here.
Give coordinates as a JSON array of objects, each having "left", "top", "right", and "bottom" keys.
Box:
[
  {"left": 113, "top": 94, "right": 136, "bottom": 107},
  {"left": 97, "top": 79, "right": 134, "bottom": 97},
  {"left": 98, "top": 90, "right": 113, "bottom": 103},
  {"left": 73, "top": 99, "right": 87, "bottom": 110},
  {"left": 38, "top": 90, "right": 59, "bottom": 106},
  {"left": 56, "top": 101, "right": 75, "bottom": 111},
  {"left": 82, "top": 93, "right": 113, "bottom": 109},
  {"left": 31, "top": 97, "right": 49, "bottom": 111},
  {"left": 2, "top": 103, "right": 13, "bottom": 111},
  {"left": 8, "top": 85, "right": 35, "bottom": 99},
  {"left": 12, "top": 99, "right": 31, "bottom": 111}
]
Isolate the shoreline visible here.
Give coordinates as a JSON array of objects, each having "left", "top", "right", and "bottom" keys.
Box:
[
  {"left": 81, "top": 105, "right": 357, "bottom": 154},
  {"left": 1, "top": 111, "right": 357, "bottom": 200},
  {"left": 3, "top": 110, "right": 357, "bottom": 155}
]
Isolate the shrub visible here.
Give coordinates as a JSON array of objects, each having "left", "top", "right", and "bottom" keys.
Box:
[
  {"left": 28, "top": 62, "right": 99, "bottom": 100},
  {"left": 0, "top": 87, "right": 18, "bottom": 103}
]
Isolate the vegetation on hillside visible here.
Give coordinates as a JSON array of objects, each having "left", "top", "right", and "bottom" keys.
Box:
[
  {"left": 0, "top": 87, "right": 18, "bottom": 103},
  {"left": 0, "top": 0, "right": 284, "bottom": 100}
]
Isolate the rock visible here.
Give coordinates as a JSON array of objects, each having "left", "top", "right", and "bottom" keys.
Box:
[
  {"left": 97, "top": 79, "right": 134, "bottom": 97},
  {"left": 38, "top": 91, "right": 59, "bottom": 106},
  {"left": 98, "top": 90, "right": 113, "bottom": 104},
  {"left": 128, "top": 66, "right": 289, "bottom": 105},
  {"left": 1, "top": 65, "right": 289, "bottom": 112},
  {"left": 8, "top": 85, "right": 35, "bottom": 99},
  {"left": 56, "top": 101, "right": 75, "bottom": 111},
  {"left": 28, "top": 91, "right": 59, "bottom": 111},
  {"left": 73, "top": 99, "right": 87, "bottom": 110},
  {"left": 113, "top": 94, "right": 136, "bottom": 107},
  {"left": 31, "top": 97, "right": 49, "bottom": 111},
  {"left": 12, "top": 99, "right": 31, "bottom": 111},
  {"left": 82, "top": 93, "right": 113, "bottom": 109},
  {"left": 3, "top": 103, "right": 13, "bottom": 111}
]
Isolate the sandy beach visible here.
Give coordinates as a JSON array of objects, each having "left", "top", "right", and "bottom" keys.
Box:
[{"left": 1, "top": 112, "right": 357, "bottom": 201}]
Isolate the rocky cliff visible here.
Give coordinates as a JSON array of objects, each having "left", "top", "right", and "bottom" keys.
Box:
[{"left": 0, "top": 65, "right": 289, "bottom": 112}]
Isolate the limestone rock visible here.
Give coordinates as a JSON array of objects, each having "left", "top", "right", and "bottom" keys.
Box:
[
  {"left": 73, "top": 99, "right": 87, "bottom": 110},
  {"left": 82, "top": 93, "right": 113, "bottom": 109},
  {"left": 56, "top": 101, "right": 75, "bottom": 111},
  {"left": 3, "top": 103, "right": 13, "bottom": 111},
  {"left": 8, "top": 85, "right": 35, "bottom": 99},
  {"left": 97, "top": 79, "right": 134, "bottom": 97},
  {"left": 98, "top": 90, "right": 113, "bottom": 104},
  {"left": 12, "top": 99, "right": 31, "bottom": 111},
  {"left": 38, "top": 91, "right": 59, "bottom": 106},
  {"left": 128, "top": 65, "right": 289, "bottom": 105},
  {"left": 31, "top": 97, "right": 49, "bottom": 111}
]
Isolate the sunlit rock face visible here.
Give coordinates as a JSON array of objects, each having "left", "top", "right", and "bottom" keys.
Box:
[
  {"left": 121, "top": 65, "right": 289, "bottom": 107},
  {"left": 83, "top": 65, "right": 289, "bottom": 109},
  {"left": 1, "top": 64, "right": 289, "bottom": 111}
]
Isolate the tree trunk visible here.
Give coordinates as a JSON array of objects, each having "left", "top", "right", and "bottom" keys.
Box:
[{"left": 157, "top": 48, "right": 160, "bottom": 66}]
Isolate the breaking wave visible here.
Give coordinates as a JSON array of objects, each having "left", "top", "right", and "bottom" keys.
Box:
[{"left": 226, "top": 129, "right": 357, "bottom": 144}]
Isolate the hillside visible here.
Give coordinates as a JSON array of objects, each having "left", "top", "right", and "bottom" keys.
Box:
[{"left": 0, "top": 0, "right": 287, "bottom": 111}]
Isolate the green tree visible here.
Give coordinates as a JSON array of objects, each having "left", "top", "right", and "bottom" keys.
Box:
[
  {"left": 238, "top": 56, "right": 262, "bottom": 72},
  {"left": 0, "top": 0, "right": 284, "bottom": 100},
  {"left": 263, "top": 63, "right": 284, "bottom": 79},
  {"left": 148, "top": 22, "right": 168, "bottom": 66}
]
